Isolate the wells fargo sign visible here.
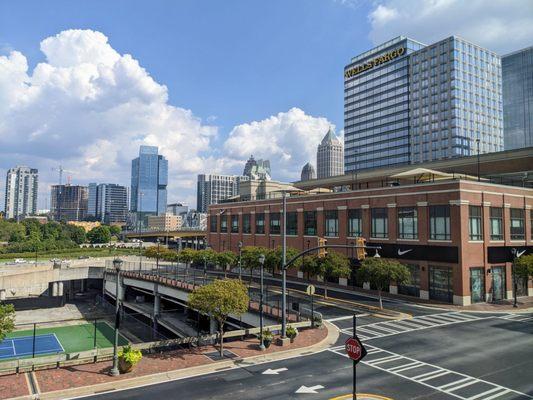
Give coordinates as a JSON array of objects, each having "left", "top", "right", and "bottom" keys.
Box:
[{"left": 344, "top": 47, "right": 405, "bottom": 79}]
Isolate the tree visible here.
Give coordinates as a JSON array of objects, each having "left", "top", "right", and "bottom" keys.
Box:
[
  {"left": 264, "top": 246, "right": 301, "bottom": 273},
  {"left": 316, "top": 251, "right": 351, "bottom": 298},
  {"left": 216, "top": 251, "right": 237, "bottom": 277},
  {"left": 514, "top": 254, "right": 533, "bottom": 282},
  {"left": 109, "top": 225, "right": 122, "bottom": 236},
  {"left": 189, "top": 279, "right": 249, "bottom": 356},
  {"left": 241, "top": 246, "right": 268, "bottom": 281},
  {"left": 0, "top": 303, "right": 15, "bottom": 341},
  {"left": 179, "top": 248, "right": 197, "bottom": 272},
  {"left": 86, "top": 226, "right": 111, "bottom": 244},
  {"left": 357, "top": 258, "right": 410, "bottom": 309},
  {"left": 300, "top": 255, "right": 321, "bottom": 280}
]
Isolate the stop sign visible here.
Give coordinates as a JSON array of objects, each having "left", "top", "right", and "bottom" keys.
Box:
[{"left": 345, "top": 336, "right": 367, "bottom": 363}]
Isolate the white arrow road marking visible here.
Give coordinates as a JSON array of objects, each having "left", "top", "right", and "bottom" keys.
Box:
[
  {"left": 295, "top": 385, "right": 325, "bottom": 394},
  {"left": 262, "top": 367, "right": 288, "bottom": 375}
]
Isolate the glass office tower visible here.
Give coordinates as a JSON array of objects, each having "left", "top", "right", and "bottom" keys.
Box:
[
  {"left": 344, "top": 36, "right": 503, "bottom": 173},
  {"left": 130, "top": 145, "right": 168, "bottom": 225},
  {"left": 344, "top": 37, "right": 425, "bottom": 171},
  {"left": 410, "top": 37, "right": 503, "bottom": 163},
  {"left": 502, "top": 46, "right": 533, "bottom": 150}
]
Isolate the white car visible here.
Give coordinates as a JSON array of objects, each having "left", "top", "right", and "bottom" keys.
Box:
[{"left": 14, "top": 258, "right": 26, "bottom": 264}]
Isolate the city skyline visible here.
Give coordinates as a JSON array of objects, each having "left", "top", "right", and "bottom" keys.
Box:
[{"left": 0, "top": 1, "right": 531, "bottom": 210}]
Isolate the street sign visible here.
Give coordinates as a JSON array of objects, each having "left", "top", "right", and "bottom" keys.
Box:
[
  {"left": 306, "top": 284, "right": 315, "bottom": 296},
  {"left": 345, "top": 336, "right": 367, "bottom": 363}
]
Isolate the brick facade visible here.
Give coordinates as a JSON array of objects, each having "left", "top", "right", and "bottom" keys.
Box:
[{"left": 208, "top": 179, "right": 533, "bottom": 306}]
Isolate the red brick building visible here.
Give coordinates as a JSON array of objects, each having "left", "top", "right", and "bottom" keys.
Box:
[{"left": 208, "top": 172, "right": 533, "bottom": 306}]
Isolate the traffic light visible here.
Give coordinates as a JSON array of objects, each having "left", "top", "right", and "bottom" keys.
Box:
[
  {"left": 355, "top": 237, "right": 367, "bottom": 260},
  {"left": 317, "top": 237, "right": 328, "bottom": 258}
]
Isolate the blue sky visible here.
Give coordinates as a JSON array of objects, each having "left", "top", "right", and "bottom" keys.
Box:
[{"left": 1, "top": 0, "right": 532, "bottom": 209}]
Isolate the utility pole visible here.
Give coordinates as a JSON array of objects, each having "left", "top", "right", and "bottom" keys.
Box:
[{"left": 281, "top": 191, "right": 287, "bottom": 338}]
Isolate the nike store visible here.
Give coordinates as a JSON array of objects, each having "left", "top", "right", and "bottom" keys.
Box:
[{"left": 208, "top": 176, "right": 533, "bottom": 306}]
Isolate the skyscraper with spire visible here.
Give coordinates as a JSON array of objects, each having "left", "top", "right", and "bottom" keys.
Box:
[{"left": 316, "top": 128, "right": 344, "bottom": 179}]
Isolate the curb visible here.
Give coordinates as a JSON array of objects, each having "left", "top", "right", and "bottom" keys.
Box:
[{"left": 13, "top": 322, "right": 339, "bottom": 400}]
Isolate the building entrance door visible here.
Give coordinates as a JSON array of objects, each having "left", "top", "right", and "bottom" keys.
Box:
[
  {"left": 491, "top": 266, "right": 506, "bottom": 302},
  {"left": 470, "top": 267, "right": 485, "bottom": 303}
]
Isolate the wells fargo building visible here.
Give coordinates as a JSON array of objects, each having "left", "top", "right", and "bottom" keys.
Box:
[
  {"left": 207, "top": 170, "right": 533, "bottom": 306},
  {"left": 344, "top": 36, "right": 503, "bottom": 172}
]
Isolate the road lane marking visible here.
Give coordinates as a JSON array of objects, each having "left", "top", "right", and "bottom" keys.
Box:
[
  {"left": 328, "top": 344, "right": 533, "bottom": 400},
  {"left": 327, "top": 315, "right": 368, "bottom": 322}
]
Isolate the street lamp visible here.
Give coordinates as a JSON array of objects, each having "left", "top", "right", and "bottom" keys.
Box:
[
  {"left": 203, "top": 245, "right": 211, "bottom": 285},
  {"left": 238, "top": 241, "right": 243, "bottom": 280},
  {"left": 258, "top": 253, "right": 266, "bottom": 351},
  {"left": 281, "top": 191, "right": 287, "bottom": 338},
  {"left": 109, "top": 258, "right": 123, "bottom": 377}
]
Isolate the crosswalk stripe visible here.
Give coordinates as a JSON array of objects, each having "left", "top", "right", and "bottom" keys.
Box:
[
  {"left": 366, "top": 354, "right": 399, "bottom": 364},
  {"left": 417, "top": 371, "right": 450, "bottom": 382},
  {"left": 446, "top": 379, "right": 479, "bottom": 392},
  {"left": 482, "top": 389, "right": 512, "bottom": 400},
  {"left": 368, "top": 355, "right": 403, "bottom": 366},
  {"left": 467, "top": 386, "right": 506, "bottom": 400},
  {"left": 411, "top": 369, "right": 445, "bottom": 380},
  {"left": 388, "top": 361, "right": 423, "bottom": 373},
  {"left": 438, "top": 377, "right": 473, "bottom": 390}
]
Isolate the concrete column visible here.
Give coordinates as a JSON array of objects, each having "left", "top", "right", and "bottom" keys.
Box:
[
  {"left": 209, "top": 317, "right": 217, "bottom": 334},
  {"left": 52, "top": 282, "right": 58, "bottom": 297},
  {"left": 80, "top": 279, "right": 86, "bottom": 292},
  {"left": 57, "top": 282, "right": 64, "bottom": 296},
  {"left": 69, "top": 281, "right": 74, "bottom": 300},
  {"left": 154, "top": 294, "right": 161, "bottom": 318},
  {"left": 0, "top": 289, "right": 5, "bottom": 300}
]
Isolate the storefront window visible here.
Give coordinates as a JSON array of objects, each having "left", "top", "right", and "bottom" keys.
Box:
[
  {"left": 429, "top": 265, "right": 453, "bottom": 303},
  {"left": 470, "top": 267, "right": 485, "bottom": 303},
  {"left": 324, "top": 210, "right": 338, "bottom": 237},
  {"left": 429, "top": 205, "right": 450, "bottom": 240},
  {"left": 398, "top": 264, "right": 420, "bottom": 297},
  {"left": 286, "top": 212, "right": 298, "bottom": 235},
  {"left": 371, "top": 208, "right": 388, "bottom": 238},
  {"left": 242, "top": 214, "right": 251, "bottom": 234},
  {"left": 398, "top": 207, "right": 418, "bottom": 239},
  {"left": 209, "top": 215, "right": 217, "bottom": 233},
  {"left": 304, "top": 211, "right": 317, "bottom": 236},
  {"left": 348, "top": 209, "right": 362, "bottom": 237},
  {"left": 270, "top": 212, "right": 281, "bottom": 235},
  {"left": 468, "top": 206, "right": 483, "bottom": 240},
  {"left": 489, "top": 207, "right": 503, "bottom": 240},
  {"left": 510, "top": 208, "right": 524, "bottom": 240},
  {"left": 220, "top": 215, "right": 227, "bottom": 233},
  {"left": 255, "top": 213, "right": 265, "bottom": 234}
]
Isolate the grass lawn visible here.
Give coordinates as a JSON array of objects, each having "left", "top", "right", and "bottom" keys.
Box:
[{"left": 7, "top": 322, "right": 128, "bottom": 354}]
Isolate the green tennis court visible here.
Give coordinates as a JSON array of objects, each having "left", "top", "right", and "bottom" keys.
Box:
[{"left": 7, "top": 322, "right": 128, "bottom": 355}]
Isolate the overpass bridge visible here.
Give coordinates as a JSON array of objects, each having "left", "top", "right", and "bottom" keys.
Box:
[{"left": 124, "top": 229, "right": 206, "bottom": 248}]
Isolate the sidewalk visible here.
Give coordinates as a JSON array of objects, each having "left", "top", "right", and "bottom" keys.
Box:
[{"left": 3, "top": 322, "right": 338, "bottom": 400}]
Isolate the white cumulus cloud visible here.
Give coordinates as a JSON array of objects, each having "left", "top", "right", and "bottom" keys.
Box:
[
  {"left": 368, "top": 0, "right": 533, "bottom": 54},
  {"left": 0, "top": 29, "right": 216, "bottom": 208},
  {"left": 223, "top": 107, "right": 335, "bottom": 181}
]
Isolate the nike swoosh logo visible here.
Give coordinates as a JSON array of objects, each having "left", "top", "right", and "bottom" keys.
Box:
[
  {"left": 516, "top": 250, "right": 526, "bottom": 257},
  {"left": 397, "top": 249, "right": 413, "bottom": 256}
]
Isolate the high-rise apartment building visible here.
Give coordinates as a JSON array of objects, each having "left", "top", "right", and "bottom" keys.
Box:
[
  {"left": 344, "top": 36, "right": 503, "bottom": 172},
  {"left": 167, "top": 203, "right": 189, "bottom": 216},
  {"left": 50, "top": 184, "right": 88, "bottom": 222},
  {"left": 130, "top": 145, "right": 168, "bottom": 223},
  {"left": 4, "top": 166, "right": 38, "bottom": 220},
  {"left": 197, "top": 174, "right": 248, "bottom": 213},
  {"left": 502, "top": 46, "right": 533, "bottom": 150},
  {"left": 317, "top": 128, "right": 344, "bottom": 179},
  {"left": 87, "top": 183, "right": 128, "bottom": 224}
]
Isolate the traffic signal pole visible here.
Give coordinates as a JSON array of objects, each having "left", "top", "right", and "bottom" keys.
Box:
[{"left": 353, "top": 314, "right": 357, "bottom": 400}]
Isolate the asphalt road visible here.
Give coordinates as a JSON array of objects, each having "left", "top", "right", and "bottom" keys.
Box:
[{"left": 82, "top": 307, "right": 533, "bottom": 400}]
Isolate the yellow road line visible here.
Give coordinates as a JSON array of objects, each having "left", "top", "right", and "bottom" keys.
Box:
[{"left": 330, "top": 393, "right": 393, "bottom": 400}]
